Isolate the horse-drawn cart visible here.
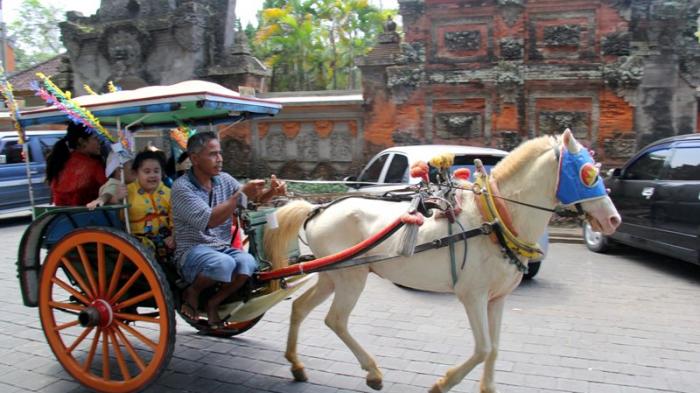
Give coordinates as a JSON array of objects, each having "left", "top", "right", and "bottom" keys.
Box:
[
  {"left": 12, "top": 80, "right": 623, "bottom": 393},
  {"left": 14, "top": 81, "right": 316, "bottom": 392}
]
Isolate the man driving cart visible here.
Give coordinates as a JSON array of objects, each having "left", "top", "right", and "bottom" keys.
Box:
[{"left": 172, "top": 131, "right": 286, "bottom": 328}]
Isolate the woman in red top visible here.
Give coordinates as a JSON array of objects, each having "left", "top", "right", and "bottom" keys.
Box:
[{"left": 46, "top": 123, "right": 107, "bottom": 206}]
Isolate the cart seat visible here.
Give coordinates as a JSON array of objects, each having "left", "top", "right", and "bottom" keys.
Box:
[{"left": 35, "top": 204, "right": 126, "bottom": 248}]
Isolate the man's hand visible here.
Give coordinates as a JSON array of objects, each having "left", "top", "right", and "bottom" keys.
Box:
[
  {"left": 241, "top": 179, "right": 265, "bottom": 201},
  {"left": 269, "top": 174, "right": 286, "bottom": 196}
]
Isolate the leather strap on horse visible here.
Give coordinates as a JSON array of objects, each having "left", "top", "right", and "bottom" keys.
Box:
[{"left": 474, "top": 173, "right": 543, "bottom": 261}]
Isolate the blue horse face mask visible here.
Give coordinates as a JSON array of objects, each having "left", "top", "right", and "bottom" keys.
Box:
[{"left": 556, "top": 147, "right": 607, "bottom": 205}]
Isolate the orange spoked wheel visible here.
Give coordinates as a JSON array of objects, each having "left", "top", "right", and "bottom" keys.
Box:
[{"left": 38, "top": 228, "right": 175, "bottom": 393}]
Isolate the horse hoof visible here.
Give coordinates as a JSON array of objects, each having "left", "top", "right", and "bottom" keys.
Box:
[
  {"left": 367, "top": 378, "right": 383, "bottom": 390},
  {"left": 291, "top": 367, "right": 308, "bottom": 382},
  {"left": 429, "top": 383, "right": 443, "bottom": 393}
]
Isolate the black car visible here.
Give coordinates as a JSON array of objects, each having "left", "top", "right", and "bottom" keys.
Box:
[{"left": 583, "top": 133, "right": 700, "bottom": 265}]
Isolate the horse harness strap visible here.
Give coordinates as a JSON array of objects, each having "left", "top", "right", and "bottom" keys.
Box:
[{"left": 474, "top": 173, "right": 543, "bottom": 267}]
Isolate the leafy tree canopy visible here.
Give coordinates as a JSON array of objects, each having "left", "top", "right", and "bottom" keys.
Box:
[
  {"left": 254, "top": 0, "right": 397, "bottom": 91},
  {"left": 7, "top": 0, "right": 66, "bottom": 70}
]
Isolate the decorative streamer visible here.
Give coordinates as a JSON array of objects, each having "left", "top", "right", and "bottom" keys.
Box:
[
  {"left": 33, "top": 72, "right": 116, "bottom": 143},
  {"left": 107, "top": 81, "right": 120, "bottom": 93},
  {"left": 83, "top": 84, "right": 98, "bottom": 95},
  {"left": 169, "top": 124, "right": 195, "bottom": 150},
  {"left": 0, "top": 66, "right": 26, "bottom": 144}
]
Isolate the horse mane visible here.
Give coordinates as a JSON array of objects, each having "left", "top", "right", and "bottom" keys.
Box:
[{"left": 491, "top": 135, "right": 558, "bottom": 182}]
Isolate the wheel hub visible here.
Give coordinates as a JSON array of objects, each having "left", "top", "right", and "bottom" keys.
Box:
[{"left": 78, "top": 299, "right": 113, "bottom": 328}]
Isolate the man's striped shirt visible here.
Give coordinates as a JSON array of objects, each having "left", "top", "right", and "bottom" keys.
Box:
[{"left": 171, "top": 170, "right": 241, "bottom": 267}]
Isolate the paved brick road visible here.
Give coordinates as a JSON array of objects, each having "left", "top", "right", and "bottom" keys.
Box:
[{"left": 0, "top": 214, "right": 698, "bottom": 393}]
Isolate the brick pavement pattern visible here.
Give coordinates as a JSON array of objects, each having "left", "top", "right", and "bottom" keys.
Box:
[{"left": 0, "top": 216, "right": 698, "bottom": 393}]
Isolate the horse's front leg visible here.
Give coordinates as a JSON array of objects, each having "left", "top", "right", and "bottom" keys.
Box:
[
  {"left": 285, "top": 274, "right": 335, "bottom": 382},
  {"left": 480, "top": 296, "right": 506, "bottom": 393},
  {"left": 431, "top": 294, "right": 491, "bottom": 393},
  {"left": 325, "top": 269, "right": 383, "bottom": 390}
]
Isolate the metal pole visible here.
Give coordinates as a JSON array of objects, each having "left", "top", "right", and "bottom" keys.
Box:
[
  {"left": 117, "top": 116, "right": 131, "bottom": 233},
  {"left": 22, "top": 142, "right": 36, "bottom": 218}
]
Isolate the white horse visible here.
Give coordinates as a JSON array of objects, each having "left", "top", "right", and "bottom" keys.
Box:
[{"left": 264, "top": 130, "right": 620, "bottom": 393}]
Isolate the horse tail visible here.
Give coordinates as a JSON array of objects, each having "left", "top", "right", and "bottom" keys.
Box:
[{"left": 264, "top": 200, "right": 316, "bottom": 271}]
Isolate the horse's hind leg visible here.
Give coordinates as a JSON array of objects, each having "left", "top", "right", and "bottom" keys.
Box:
[
  {"left": 479, "top": 296, "right": 505, "bottom": 393},
  {"left": 325, "top": 269, "right": 383, "bottom": 390},
  {"left": 285, "top": 273, "right": 334, "bottom": 382},
  {"left": 431, "top": 295, "right": 491, "bottom": 393}
]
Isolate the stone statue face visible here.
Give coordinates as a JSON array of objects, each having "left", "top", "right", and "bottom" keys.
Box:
[{"left": 107, "top": 29, "right": 142, "bottom": 76}]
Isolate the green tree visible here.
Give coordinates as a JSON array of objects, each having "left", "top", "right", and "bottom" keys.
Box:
[
  {"left": 7, "top": 0, "right": 66, "bottom": 70},
  {"left": 254, "top": 0, "right": 396, "bottom": 91}
]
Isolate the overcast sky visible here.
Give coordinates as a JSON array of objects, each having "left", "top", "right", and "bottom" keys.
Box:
[{"left": 3, "top": 0, "right": 399, "bottom": 27}]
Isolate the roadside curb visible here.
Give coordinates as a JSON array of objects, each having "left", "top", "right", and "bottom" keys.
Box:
[{"left": 548, "top": 226, "right": 583, "bottom": 244}]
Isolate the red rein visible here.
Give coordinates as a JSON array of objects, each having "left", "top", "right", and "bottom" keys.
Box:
[{"left": 256, "top": 217, "right": 406, "bottom": 281}]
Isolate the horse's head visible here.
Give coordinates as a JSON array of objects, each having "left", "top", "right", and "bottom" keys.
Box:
[{"left": 556, "top": 129, "right": 621, "bottom": 235}]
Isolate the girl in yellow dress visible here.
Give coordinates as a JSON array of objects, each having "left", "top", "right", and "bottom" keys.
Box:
[{"left": 127, "top": 150, "right": 174, "bottom": 261}]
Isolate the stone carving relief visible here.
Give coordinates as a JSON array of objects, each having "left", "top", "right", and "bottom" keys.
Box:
[
  {"left": 99, "top": 23, "right": 152, "bottom": 88},
  {"left": 221, "top": 137, "right": 251, "bottom": 177},
  {"left": 309, "top": 162, "right": 337, "bottom": 180},
  {"left": 538, "top": 112, "right": 588, "bottom": 138},
  {"left": 602, "top": 55, "right": 644, "bottom": 89},
  {"left": 500, "top": 38, "right": 523, "bottom": 60},
  {"left": 296, "top": 129, "right": 320, "bottom": 161},
  {"left": 543, "top": 25, "right": 581, "bottom": 47},
  {"left": 497, "top": 0, "right": 525, "bottom": 27},
  {"left": 392, "top": 130, "right": 423, "bottom": 146},
  {"left": 601, "top": 31, "right": 630, "bottom": 56},
  {"left": 436, "top": 113, "right": 482, "bottom": 139},
  {"left": 387, "top": 67, "right": 425, "bottom": 88},
  {"left": 387, "top": 66, "right": 425, "bottom": 102},
  {"left": 394, "top": 42, "right": 426, "bottom": 64},
  {"left": 495, "top": 131, "right": 522, "bottom": 151},
  {"left": 444, "top": 31, "right": 481, "bottom": 52},
  {"left": 602, "top": 133, "right": 636, "bottom": 159},
  {"left": 494, "top": 61, "right": 523, "bottom": 103},
  {"left": 330, "top": 129, "right": 354, "bottom": 162},
  {"left": 264, "top": 129, "right": 286, "bottom": 160},
  {"left": 172, "top": 2, "right": 209, "bottom": 52}
]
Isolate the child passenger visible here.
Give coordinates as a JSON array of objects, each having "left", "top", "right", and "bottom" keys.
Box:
[
  {"left": 86, "top": 151, "right": 134, "bottom": 210},
  {"left": 127, "top": 150, "right": 174, "bottom": 261}
]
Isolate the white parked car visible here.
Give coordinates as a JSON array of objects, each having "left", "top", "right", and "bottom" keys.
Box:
[{"left": 346, "top": 144, "right": 548, "bottom": 279}]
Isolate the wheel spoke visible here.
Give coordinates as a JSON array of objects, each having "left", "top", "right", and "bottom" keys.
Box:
[
  {"left": 51, "top": 277, "right": 91, "bottom": 305},
  {"left": 60, "top": 257, "right": 94, "bottom": 300},
  {"left": 83, "top": 327, "right": 101, "bottom": 371},
  {"left": 108, "top": 329, "right": 131, "bottom": 380},
  {"left": 114, "top": 312, "right": 160, "bottom": 324},
  {"left": 68, "top": 326, "right": 94, "bottom": 354},
  {"left": 54, "top": 319, "right": 81, "bottom": 332},
  {"left": 109, "top": 270, "right": 143, "bottom": 305},
  {"left": 97, "top": 243, "right": 106, "bottom": 298},
  {"left": 102, "top": 329, "right": 110, "bottom": 381},
  {"left": 77, "top": 245, "right": 99, "bottom": 298},
  {"left": 49, "top": 301, "right": 84, "bottom": 313},
  {"left": 114, "top": 320, "right": 157, "bottom": 350},
  {"left": 115, "top": 291, "right": 154, "bottom": 311},
  {"left": 106, "top": 253, "right": 125, "bottom": 300},
  {"left": 113, "top": 325, "right": 146, "bottom": 372}
]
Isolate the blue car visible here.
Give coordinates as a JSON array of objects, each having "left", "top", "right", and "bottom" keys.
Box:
[{"left": 0, "top": 131, "right": 65, "bottom": 214}]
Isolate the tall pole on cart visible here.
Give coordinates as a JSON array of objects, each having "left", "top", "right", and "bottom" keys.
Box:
[{"left": 117, "top": 117, "right": 131, "bottom": 233}]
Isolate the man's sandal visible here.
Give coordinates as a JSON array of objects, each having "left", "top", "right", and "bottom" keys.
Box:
[{"left": 180, "top": 302, "right": 198, "bottom": 320}]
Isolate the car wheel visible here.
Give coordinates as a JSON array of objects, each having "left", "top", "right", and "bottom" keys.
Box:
[
  {"left": 523, "top": 261, "right": 541, "bottom": 279},
  {"left": 583, "top": 221, "right": 609, "bottom": 253}
]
